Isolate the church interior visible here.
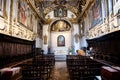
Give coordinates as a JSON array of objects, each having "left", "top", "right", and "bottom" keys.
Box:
[{"left": 0, "top": 0, "right": 120, "bottom": 80}]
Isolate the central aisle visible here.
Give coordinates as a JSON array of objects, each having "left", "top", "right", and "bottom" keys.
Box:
[{"left": 50, "top": 61, "right": 70, "bottom": 80}]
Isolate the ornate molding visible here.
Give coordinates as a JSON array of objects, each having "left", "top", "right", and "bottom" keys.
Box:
[
  {"left": 9, "top": 0, "right": 13, "bottom": 35},
  {"left": 28, "top": 0, "right": 45, "bottom": 22},
  {"left": 68, "top": 18, "right": 78, "bottom": 23},
  {"left": 44, "top": 18, "right": 54, "bottom": 24},
  {"left": 77, "top": 0, "right": 94, "bottom": 22},
  {"left": 44, "top": 18, "right": 78, "bottom": 24},
  {"left": 12, "top": 25, "right": 35, "bottom": 41}
]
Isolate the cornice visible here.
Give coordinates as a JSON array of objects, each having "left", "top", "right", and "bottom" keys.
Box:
[
  {"left": 77, "top": 0, "right": 95, "bottom": 22},
  {"left": 44, "top": 18, "right": 78, "bottom": 24},
  {"left": 28, "top": 0, "right": 45, "bottom": 23}
]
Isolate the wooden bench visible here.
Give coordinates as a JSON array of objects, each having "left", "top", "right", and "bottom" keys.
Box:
[{"left": 20, "top": 54, "right": 55, "bottom": 80}]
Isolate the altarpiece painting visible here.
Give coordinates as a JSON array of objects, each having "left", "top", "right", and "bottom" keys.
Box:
[{"left": 57, "top": 35, "right": 65, "bottom": 47}]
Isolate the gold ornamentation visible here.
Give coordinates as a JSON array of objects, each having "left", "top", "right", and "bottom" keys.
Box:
[
  {"left": 9, "top": 0, "right": 13, "bottom": 35},
  {"left": 3, "top": 0, "right": 8, "bottom": 20},
  {"left": 0, "top": 25, "right": 5, "bottom": 30}
]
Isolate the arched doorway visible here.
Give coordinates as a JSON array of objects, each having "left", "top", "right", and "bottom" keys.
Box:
[{"left": 49, "top": 20, "right": 72, "bottom": 55}]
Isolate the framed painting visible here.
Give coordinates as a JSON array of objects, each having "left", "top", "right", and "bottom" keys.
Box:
[
  {"left": 18, "top": 0, "right": 27, "bottom": 26},
  {"left": 0, "top": 0, "right": 4, "bottom": 17},
  {"left": 27, "top": 7, "right": 31, "bottom": 29},
  {"left": 57, "top": 35, "right": 65, "bottom": 47},
  {"left": 91, "top": 0, "right": 102, "bottom": 27},
  {"left": 12, "top": 0, "right": 18, "bottom": 23},
  {"left": 27, "top": 7, "right": 33, "bottom": 31}
]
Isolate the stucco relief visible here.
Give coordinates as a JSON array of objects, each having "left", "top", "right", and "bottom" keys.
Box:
[
  {"left": 109, "top": 17, "right": 120, "bottom": 32},
  {"left": 0, "top": 26, "right": 5, "bottom": 30},
  {"left": 101, "top": 25, "right": 106, "bottom": 34},
  {"left": 89, "top": 31, "right": 93, "bottom": 38},
  {"left": 0, "top": 25, "right": 8, "bottom": 34},
  {"left": 12, "top": 25, "right": 20, "bottom": 36},
  {"left": 0, "top": 18, "right": 9, "bottom": 35},
  {"left": 12, "top": 25, "right": 35, "bottom": 41},
  {"left": 88, "top": 24, "right": 109, "bottom": 39}
]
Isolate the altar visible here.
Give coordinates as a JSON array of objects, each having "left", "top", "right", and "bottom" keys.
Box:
[{"left": 54, "top": 50, "right": 68, "bottom": 55}]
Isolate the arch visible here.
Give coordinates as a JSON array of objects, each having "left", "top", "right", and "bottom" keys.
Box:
[
  {"left": 49, "top": 19, "right": 73, "bottom": 31},
  {"left": 51, "top": 20, "right": 71, "bottom": 32},
  {"left": 48, "top": 19, "right": 73, "bottom": 54}
]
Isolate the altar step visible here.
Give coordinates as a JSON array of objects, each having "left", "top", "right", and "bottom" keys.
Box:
[{"left": 55, "top": 55, "right": 66, "bottom": 61}]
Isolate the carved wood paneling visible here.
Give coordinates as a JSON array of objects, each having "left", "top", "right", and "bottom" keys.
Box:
[{"left": 0, "top": 34, "right": 35, "bottom": 68}]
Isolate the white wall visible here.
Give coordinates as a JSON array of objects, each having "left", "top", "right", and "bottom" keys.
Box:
[
  {"left": 73, "top": 24, "right": 80, "bottom": 54},
  {"left": 42, "top": 22, "right": 80, "bottom": 55},
  {"left": 42, "top": 23, "right": 81, "bottom": 55},
  {"left": 35, "top": 38, "right": 43, "bottom": 48},
  {"left": 51, "top": 31, "right": 71, "bottom": 55},
  {"left": 80, "top": 36, "right": 88, "bottom": 48}
]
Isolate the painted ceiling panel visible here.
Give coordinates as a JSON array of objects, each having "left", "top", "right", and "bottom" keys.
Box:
[{"left": 35, "top": 0, "right": 86, "bottom": 17}]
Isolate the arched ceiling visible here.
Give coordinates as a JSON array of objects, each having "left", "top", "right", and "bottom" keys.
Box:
[{"left": 35, "top": 0, "right": 87, "bottom": 17}]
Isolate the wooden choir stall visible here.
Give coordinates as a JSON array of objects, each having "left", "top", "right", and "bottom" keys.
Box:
[
  {"left": 87, "top": 30, "right": 120, "bottom": 80},
  {"left": 0, "top": 34, "right": 35, "bottom": 80}
]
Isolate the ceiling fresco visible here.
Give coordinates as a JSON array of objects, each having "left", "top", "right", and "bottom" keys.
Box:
[{"left": 35, "top": 0, "right": 87, "bottom": 17}]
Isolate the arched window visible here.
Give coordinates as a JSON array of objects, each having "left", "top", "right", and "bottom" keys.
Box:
[{"left": 57, "top": 35, "right": 65, "bottom": 46}]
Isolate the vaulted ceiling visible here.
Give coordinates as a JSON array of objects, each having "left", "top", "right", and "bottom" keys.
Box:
[{"left": 35, "top": 0, "right": 87, "bottom": 17}]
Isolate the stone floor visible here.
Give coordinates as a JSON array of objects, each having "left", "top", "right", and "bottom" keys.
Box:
[
  {"left": 50, "top": 61, "right": 70, "bottom": 80},
  {"left": 50, "top": 61, "right": 102, "bottom": 80},
  {"left": 55, "top": 55, "right": 66, "bottom": 61}
]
